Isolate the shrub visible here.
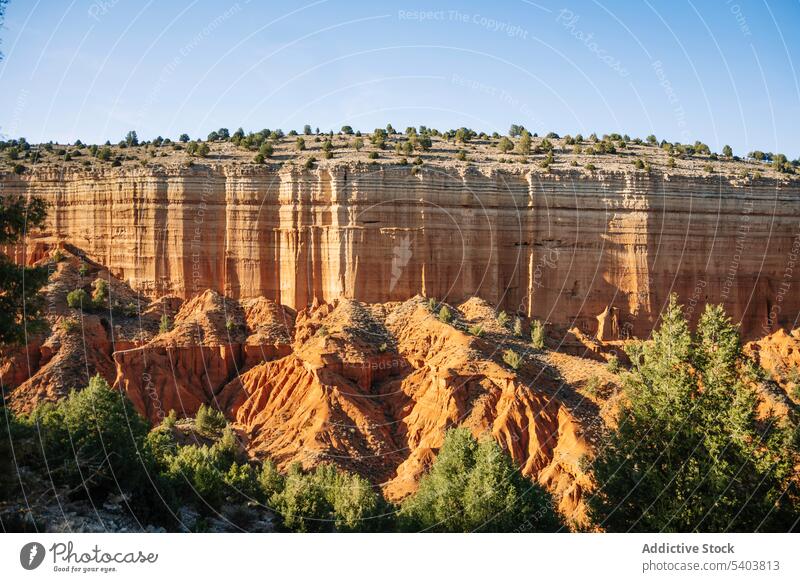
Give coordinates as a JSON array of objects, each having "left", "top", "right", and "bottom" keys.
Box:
[
  {"left": 162, "top": 409, "right": 178, "bottom": 429},
  {"left": 722, "top": 145, "right": 733, "bottom": 157},
  {"left": 606, "top": 354, "right": 620, "bottom": 373},
  {"left": 513, "top": 317, "right": 523, "bottom": 337},
  {"left": 259, "top": 142, "right": 274, "bottom": 158},
  {"left": 497, "top": 137, "right": 514, "bottom": 153},
  {"left": 456, "top": 150, "right": 467, "bottom": 161},
  {"left": 399, "top": 428, "right": 561, "bottom": 532},
  {"left": 270, "top": 463, "right": 385, "bottom": 532},
  {"left": 259, "top": 459, "right": 285, "bottom": 500},
  {"left": 164, "top": 442, "right": 228, "bottom": 507},
  {"left": 496, "top": 310, "right": 509, "bottom": 327},
  {"left": 704, "top": 163, "right": 714, "bottom": 173},
  {"left": 59, "top": 317, "right": 80, "bottom": 334},
  {"left": 66, "top": 288, "right": 89, "bottom": 309},
  {"left": 304, "top": 156, "right": 317, "bottom": 169},
  {"left": 633, "top": 159, "right": 645, "bottom": 170},
  {"left": 468, "top": 324, "right": 484, "bottom": 337},
  {"left": 438, "top": 305, "right": 453, "bottom": 324},
  {"left": 195, "top": 404, "right": 227, "bottom": 435},
  {"left": 368, "top": 151, "right": 378, "bottom": 160},
  {"left": 667, "top": 157, "right": 676, "bottom": 168},
  {"left": 503, "top": 349, "right": 522, "bottom": 370},
  {"left": 295, "top": 137, "right": 306, "bottom": 151},
  {"left": 78, "top": 262, "right": 89, "bottom": 277},
  {"left": 352, "top": 137, "right": 363, "bottom": 151},
  {"left": 91, "top": 278, "right": 108, "bottom": 307},
  {"left": 225, "top": 318, "right": 235, "bottom": 331},
  {"left": 159, "top": 314, "right": 171, "bottom": 334},
  {"left": 530, "top": 319, "right": 545, "bottom": 349}
]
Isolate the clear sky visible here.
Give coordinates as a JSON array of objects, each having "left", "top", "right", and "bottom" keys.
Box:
[{"left": 1, "top": 0, "right": 798, "bottom": 157}]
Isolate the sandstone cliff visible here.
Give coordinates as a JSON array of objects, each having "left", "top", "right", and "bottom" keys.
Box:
[{"left": 4, "top": 162, "right": 799, "bottom": 340}]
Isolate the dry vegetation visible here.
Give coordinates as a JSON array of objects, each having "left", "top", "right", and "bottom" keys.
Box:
[{"left": 1, "top": 126, "right": 798, "bottom": 181}]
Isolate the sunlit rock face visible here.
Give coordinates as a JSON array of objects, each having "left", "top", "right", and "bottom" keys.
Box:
[{"left": 4, "top": 163, "right": 799, "bottom": 339}]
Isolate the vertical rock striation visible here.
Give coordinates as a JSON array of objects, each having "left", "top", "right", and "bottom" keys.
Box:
[{"left": 4, "top": 163, "right": 799, "bottom": 339}]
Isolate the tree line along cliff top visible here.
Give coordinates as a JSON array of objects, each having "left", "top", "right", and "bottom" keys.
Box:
[{"left": 1, "top": 125, "right": 798, "bottom": 182}]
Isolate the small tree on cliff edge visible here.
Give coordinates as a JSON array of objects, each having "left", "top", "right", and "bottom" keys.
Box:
[
  {"left": 589, "top": 296, "right": 799, "bottom": 532},
  {"left": 0, "top": 195, "right": 48, "bottom": 345}
]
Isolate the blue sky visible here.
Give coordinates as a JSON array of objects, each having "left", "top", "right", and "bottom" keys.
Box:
[{"left": 1, "top": 0, "right": 798, "bottom": 157}]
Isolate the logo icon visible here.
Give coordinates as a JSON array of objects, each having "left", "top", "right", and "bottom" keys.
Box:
[{"left": 20, "top": 542, "right": 46, "bottom": 570}]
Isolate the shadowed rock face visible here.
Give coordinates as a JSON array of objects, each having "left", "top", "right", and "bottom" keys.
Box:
[{"left": 5, "top": 163, "right": 800, "bottom": 340}]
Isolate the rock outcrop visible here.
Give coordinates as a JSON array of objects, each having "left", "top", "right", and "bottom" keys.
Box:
[{"left": 4, "top": 163, "right": 799, "bottom": 340}]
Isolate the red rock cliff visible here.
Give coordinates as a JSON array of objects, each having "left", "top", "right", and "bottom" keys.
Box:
[{"left": 3, "top": 163, "right": 799, "bottom": 339}]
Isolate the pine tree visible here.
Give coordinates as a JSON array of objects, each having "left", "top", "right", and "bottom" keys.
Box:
[
  {"left": 400, "top": 428, "right": 561, "bottom": 531},
  {"left": 589, "top": 297, "right": 799, "bottom": 532}
]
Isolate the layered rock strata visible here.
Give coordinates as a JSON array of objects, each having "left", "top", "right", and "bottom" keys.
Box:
[{"left": 4, "top": 163, "right": 799, "bottom": 340}]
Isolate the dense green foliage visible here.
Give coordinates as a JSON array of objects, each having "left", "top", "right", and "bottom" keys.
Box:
[
  {"left": 15, "top": 376, "right": 163, "bottom": 517},
  {"left": 0, "top": 194, "right": 48, "bottom": 345},
  {"left": 194, "top": 404, "right": 226, "bottom": 435},
  {"left": 399, "top": 428, "right": 561, "bottom": 532},
  {"left": 589, "top": 297, "right": 800, "bottom": 532},
  {"left": 270, "top": 463, "right": 387, "bottom": 532}
]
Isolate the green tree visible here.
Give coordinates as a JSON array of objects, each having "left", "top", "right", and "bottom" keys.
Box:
[
  {"left": 30, "top": 375, "right": 152, "bottom": 499},
  {"left": 295, "top": 137, "right": 306, "bottom": 151},
  {"left": 269, "top": 462, "right": 386, "bottom": 532},
  {"left": 91, "top": 277, "right": 108, "bottom": 307},
  {"left": 66, "top": 288, "right": 89, "bottom": 310},
  {"left": 195, "top": 403, "right": 226, "bottom": 435},
  {"left": 530, "top": 319, "right": 545, "bottom": 349},
  {"left": 722, "top": 145, "right": 733, "bottom": 157},
  {"left": 517, "top": 130, "right": 532, "bottom": 155},
  {"left": 159, "top": 314, "right": 171, "bottom": 333},
  {"left": 589, "top": 297, "right": 799, "bottom": 532},
  {"left": 179, "top": 133, "right": 190, "bottom": 143},
  {"left": 498, "top": 137, "right": 514, "bottom": 153},
  {"left": 0, "top": 195, "right": 48, "bottom": 345},
  {"left": 259, "top": 142, "right": 274, "bottom": 158},
  {"left": 399, "top": 428, "right": 561, "bottom": 531},
  {"left": 125, "top": 130, "right": 138, "bottom": 147}
]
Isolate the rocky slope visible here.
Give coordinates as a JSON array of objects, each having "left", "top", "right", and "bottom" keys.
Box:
[{"left": 1, "top": 251, "right": 602, "bottom": 524}]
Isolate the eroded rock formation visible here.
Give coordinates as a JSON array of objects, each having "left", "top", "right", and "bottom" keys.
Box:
[{"left": 4, "top": 163, "right": 799, "bottom": 340}]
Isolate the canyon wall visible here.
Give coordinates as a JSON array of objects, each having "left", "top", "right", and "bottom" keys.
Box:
[{"left": 3, "top": 163, "right": 799, "bottom": 339}]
